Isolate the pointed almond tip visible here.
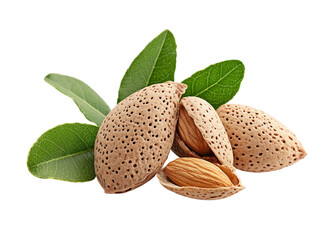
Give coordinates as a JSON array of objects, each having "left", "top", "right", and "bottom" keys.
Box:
[
  {"left": 299, "top": 147, "right": 307, "bottom": 159},
  {"left": 172, "top": 82, "right": 187, "bottom": 98}
]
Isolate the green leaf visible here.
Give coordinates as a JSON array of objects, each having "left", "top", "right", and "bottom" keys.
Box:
[
  {"left": 117, "top": 30, "right": 177, "bottom": 103},
  {"left": 27, "top": 123, "right": 99, "bottom": 182},
  {"left": 182, "top": 60, "right": 245, "bottom": 109},
  {"left": 45, "top": 74, "right": 110, "bottom": 126}
]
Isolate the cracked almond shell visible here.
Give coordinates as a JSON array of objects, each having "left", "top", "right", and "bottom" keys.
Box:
[
  {"left": 217, "top": 104, "right": 307, "bottom": 172},
  {"left": 157, "top": 161, "right": 244, "bottom": 200},
  {"left": 95, "top": 82, "right": 187, "bottom": 193},
  {"left": 172, "top": 97, "right": 233, "bottom": 165}
]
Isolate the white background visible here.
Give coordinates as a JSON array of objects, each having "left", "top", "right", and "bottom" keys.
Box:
[{"left": 1, "top": 1, "right": 318, "bottom": 239}]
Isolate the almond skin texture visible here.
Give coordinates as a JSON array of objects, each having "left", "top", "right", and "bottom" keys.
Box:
[
  {"left": 157, "top": 158, "right": 244, "bottom": 200},
  {"left": 95, "top": 82, "right": 187, "bottom": 193},
  {"left": 217, "top": 104, "right": 307, "bottom": 172},
  {"left": 165, "top": 157, "right": 233, "bottom": 188},
  {"left": 172, "top": 97, "right": 233, "bottom": 165}
]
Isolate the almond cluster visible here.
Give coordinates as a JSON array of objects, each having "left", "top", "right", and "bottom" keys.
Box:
[{"left": 94, "top": 82, "right": 306, "bottom": 199}]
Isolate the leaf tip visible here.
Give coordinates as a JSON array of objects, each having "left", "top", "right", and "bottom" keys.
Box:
[
  {"left": 44, "top": 73, "right": 53, "bottom": 81},
  {"left": 162, "top": 29, "right": 172, "bottom": 34},
  {"left": 159, "top": 29, "right": 174, "bottom": 40},
  {"left": 232, "top": 59, "right": 245, "bottom": 68}
]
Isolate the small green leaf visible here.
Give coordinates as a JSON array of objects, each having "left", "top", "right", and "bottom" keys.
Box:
[
  {"left": 117, "top": 30, "right": 177, "bottom": 103},
  {"left": 182, "top": 60, "right": 245, "bottom": 109},
  {"left": 45, "top": 74, "right": 110, "bottom": 126},
  {"left": 27, "top": 123, "right": 98, "bottom": 182}
]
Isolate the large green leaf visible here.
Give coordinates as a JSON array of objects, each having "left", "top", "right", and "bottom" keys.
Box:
[
  {"left": 27, "top": 123, "right": 98, "bottom": 182},
  {"left": 45, "top": 74, "right": 110, "bottom": 126},
  {"left": 182, "top": 60, "right": 245, "bottom": 109},
  {"left": 117, "top": 30, "right": 177, "bottom": 103}
]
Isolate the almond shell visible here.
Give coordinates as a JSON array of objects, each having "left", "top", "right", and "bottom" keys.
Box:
[
  {"left": 157, "top": 163, "right": 244, "bottom": 200},
  {"left": 95, "top": 82, "right": 187, "bottom": 193},
  {"left": 217, "top": 104, "right": 307, "bottom": 172},
  {"left": 172, "top": 97, "right": 233, "bottom": 165}
]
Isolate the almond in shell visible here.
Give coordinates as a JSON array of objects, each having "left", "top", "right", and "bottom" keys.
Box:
[
  {"left": 157, "top": 157, "right": 244, "bottom": 200},
  {"left": 172, "top": 97, "right": 233, "bottom": 165},
  {"left": 95, "top": 82, "right": 187, "bottom": 193},
  {"left": 217, "top": 104, "right": 307, "bottom": 172}
]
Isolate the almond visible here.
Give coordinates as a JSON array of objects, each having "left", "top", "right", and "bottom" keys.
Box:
[
  {"left": 177, "top": 105, "right": 212, "bottom": 156},
  {"left": 217, "top": 104, "right": 307, "bottom": 172},
  {"left": 95, "top": 82, "right": 187, "bottom": 193},
  {"left": 165, "top": 157, "right": 233, "bottom": 188},
  {"left": 157, "top": 157, "right": 244, "bottom": 200},
  {"left": 172, "top": 97, "right": 233, "bottom": 165}
]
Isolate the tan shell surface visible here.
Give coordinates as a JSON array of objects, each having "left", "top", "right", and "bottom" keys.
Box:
[
  {"left": 95, "top": 82, "right": 187, "bottom": 193},
  {"left": 217, "top": 104, "right": 307, "bottom": 172},
  {"left": 157, "top": 163, "right": 244, "bottom": 200},
  {"left": 172, "top": 97, "right": 233, "bottom": 165}
]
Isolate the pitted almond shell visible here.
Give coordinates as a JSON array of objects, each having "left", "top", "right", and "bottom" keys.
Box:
[
  {"left": 157, "top": 162, "right": 244, "bottom": 200},
  {"left": 172, "top": 97, "right": 233, "bottom": 165},
  {"left": 95, "top": 82, "right": 187, "bottom": 193},
  {"left": 217, "top": 104, "right": 307, "bottom": 172}
]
